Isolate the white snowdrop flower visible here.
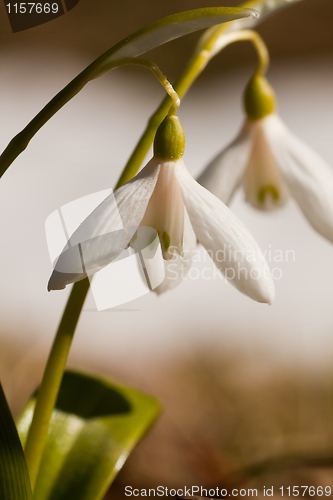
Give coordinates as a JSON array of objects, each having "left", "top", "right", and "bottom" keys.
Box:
[
  {"left": 48, "top": 114, "right": 274, "bottom": 304},
  {"left": 198, "top": 75, "right": 333, "bottom": 243}
]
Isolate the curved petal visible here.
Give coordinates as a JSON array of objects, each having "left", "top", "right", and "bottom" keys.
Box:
[
  {"left": 154, "top": 208, "right": 197, "bottom": 294},
  {"left": 140, "top": 161, "right": 185, "bottom": 259},
  {"left": 153, "top": 254, "right": 186, "bottom": 295},
  {"left": 197, "top": 121, "right": 253, "bottom": 205},
  {"left": 176, "top": 159, "right": 275, "bottom": 304},
  {"left": 264, "top": 114, "right": 333, "bottom": 243},
  {"left": 243, "top": 119, "right": 289, "bottom": 211},
  {"left": 48, "top": 158, "right": 161, "bottom": 290}
]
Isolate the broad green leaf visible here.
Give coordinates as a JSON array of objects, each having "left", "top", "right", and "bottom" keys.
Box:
[
  {"left": 0, "top": 7, "right": 256, "bottom": 179},
  {"left": 17, "top": 371, "right": 159, "bottom": 500},
  {"left": 0, "top": 384, "right": 32, "bottom": 500}
]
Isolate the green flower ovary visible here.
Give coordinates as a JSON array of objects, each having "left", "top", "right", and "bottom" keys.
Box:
[
  {"left": 161, "top": 231, "right": 171, "bottom": 253},
  {"left": 154, "top": 115, "right": 185, "bottom": 161},
  {"left": 258, "top": 185, "right": 280, "bottom": 204},
  {"left": 244, "top": 75, "right": 276, "bottom": 121}
]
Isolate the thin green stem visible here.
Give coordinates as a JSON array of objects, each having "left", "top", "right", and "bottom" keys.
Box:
[
  {"left": 115, "top": 49, "right": 210, "bottom": 187},
  {"left": 24, "top": 278, "right": 90, "bottom": 491},
  {"left": 116, "top": 58, "right": 180, "bottom": 116},
  {"left": 120, "top": 29, "right": 269, "bottom": 183},
  {"left": 0, "top": 6, "right": 254, "bottom": 179},
  {"left": 0, "top": 61, "right": 107, "bottom": 179},
  {"left": 233, "top": 29, "right": 269, "bottom": 74}
]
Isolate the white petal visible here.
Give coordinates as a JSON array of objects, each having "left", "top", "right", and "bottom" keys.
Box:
[
  {"left": 243, "top": 119, "right": 289, "bottom": 211},
  {"left": 197, "top": 121, "right": 253, "bottom": 205},
  {"left": 175, "top": 159, "right": 275, "bottom": 304},
  {"left": 131, "top": 227, "right": 166, "bottom": 291},
  {"left": 140, "top": 161, "right": 184, "bottom": 259},
  {"left": 154, "top": 208, "right": 197, "bottom": 294},
  {"left": 48, "top": 157, "right": 161, "bottom": 290},
  {"left": 264, "top": 114, "right": 333, "bottom": 243},
  {"left": 183, "top": 205, "right": 198, "bottom": 257}
]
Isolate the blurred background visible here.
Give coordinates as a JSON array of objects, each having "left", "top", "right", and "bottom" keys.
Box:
[{"left": 1, "top": 0, "right": 333, "bottom": 497}]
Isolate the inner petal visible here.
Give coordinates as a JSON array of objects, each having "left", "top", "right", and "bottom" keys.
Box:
[
  {"left": 140, "top": 161, "right": 185, "bottom": 259},
  {"left": 243, "top": 122, "right": 288, "bottom": 211}
]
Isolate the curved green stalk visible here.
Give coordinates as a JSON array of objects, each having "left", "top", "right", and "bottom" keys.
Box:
[
  {"left": 24, "top": 278, "right": 90, "bottom": 490},
  {"left": 116, "top": 58, "right": 180, "bottom": 115},
  {"left": 116, "top": 30, "right": 268, "bottom": 186},
  {"left": 0, "top": 6, "right": 253, "bottom": 180}
]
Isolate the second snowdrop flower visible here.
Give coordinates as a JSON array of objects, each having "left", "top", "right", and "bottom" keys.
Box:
[{"left": 198, "top": 73, "right": 333, "bottom": 243}]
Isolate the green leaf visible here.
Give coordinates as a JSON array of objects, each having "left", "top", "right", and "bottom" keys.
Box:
[
  {"left": 0, "top": 6, "right": 255, "bottom": 179},
  {"left": 17, "top": 371, "right": 159, "bottom": 500},
  {"left": 0, "top": 384, "right": 32, "bottom": 500},
  {"left": 94, "top": 7, "right": 257, "bottom": 76}
]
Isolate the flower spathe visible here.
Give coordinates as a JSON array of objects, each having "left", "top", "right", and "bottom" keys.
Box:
[
  {"left": 198, "top": 77, "right": 333, "bottom": 244},
  {"left": 48, "top": 116, "right": 275, "bottom": 304}
]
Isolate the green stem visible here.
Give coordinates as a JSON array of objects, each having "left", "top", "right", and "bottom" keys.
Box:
[
  {"left": 235, "top": 29, "right": 269, "bottom": 74},
  {"left": 120, "top": 29, "right": 269, "bottom": 182},
  {"left": 0, "top": 64, "right": 103, "bottom": 179},
  {"left": 0, "top": 54, "right": 180, "bottom": 182},
  {"left": 24, "top": 278, "right": 90, "bottom": 491},
  {"left": 0, "top": 6, "right": 255, "bottom": 180},
  {"left": 116, "top": 58, "right": 180, "bottom": 116},
  {"left": 116, "top": 49, "right": 209, "bottom": 187}
]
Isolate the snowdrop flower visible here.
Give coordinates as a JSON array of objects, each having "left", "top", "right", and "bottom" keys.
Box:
[
  {"left": 48, "top": 114, "right": 274, "bottom": 304},
  {"left": 198, "top": 74, "right": 333, "bottom": 243}
]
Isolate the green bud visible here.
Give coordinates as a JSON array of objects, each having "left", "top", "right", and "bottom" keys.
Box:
[
  {"left": 154, "top": 115, "right": 185, "bottom": 161},
  {"left": 244, "top": 75, "right": 276, "bottom": 121}
]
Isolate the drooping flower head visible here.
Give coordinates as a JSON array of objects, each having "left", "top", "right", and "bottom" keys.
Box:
[
  {"left": 198, "top": 73, "right": 333, "bottom": 243},
  {"left": 48, "top": 112, "right": 275, "bottom": 304}
]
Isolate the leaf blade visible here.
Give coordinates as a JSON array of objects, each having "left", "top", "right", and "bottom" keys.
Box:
[
  {"left": 0, "top": 384, "right": 32, "bottom": 500},
  {"left": 94, "top": 7, "right": 257, "bottom": 74},
  {"left": 18, "top": 371, "right": 159, "bottom": 500}
]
